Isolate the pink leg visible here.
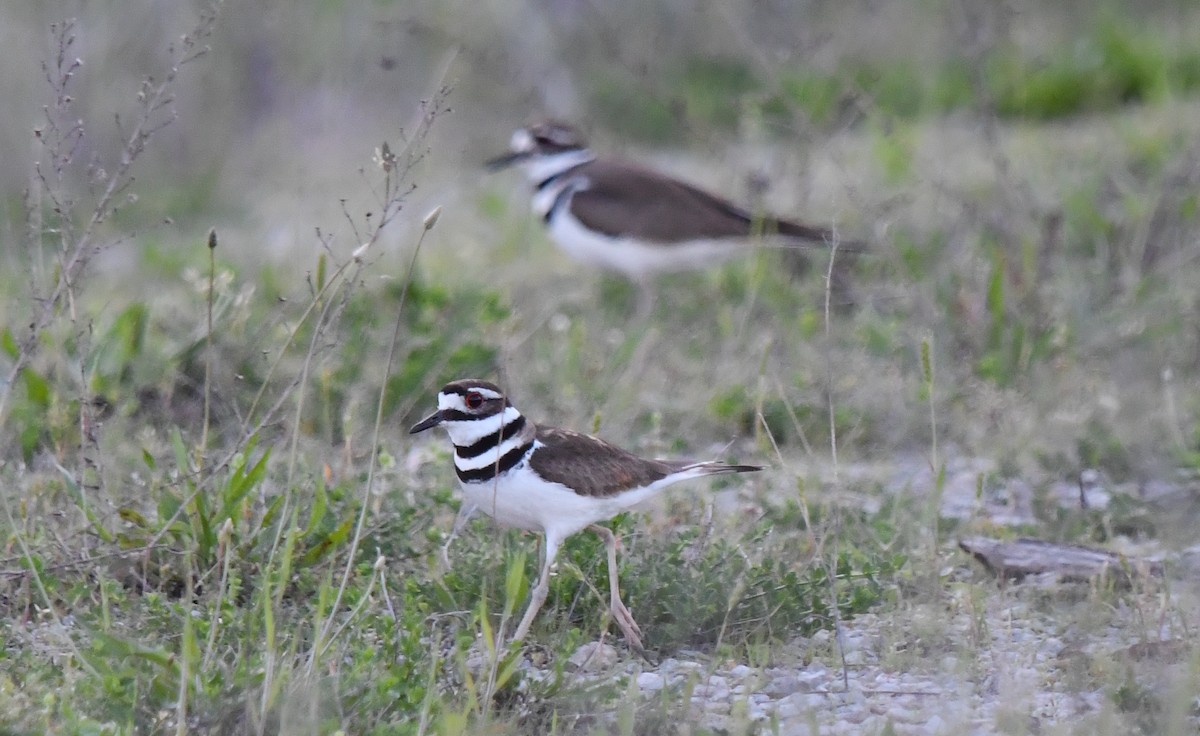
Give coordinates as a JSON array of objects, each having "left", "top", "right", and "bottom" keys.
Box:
[
  {"left": 589, "top": 524, "right": 644, "bottom": 652},
  {"left": 512, "top": 532, "right": 560, "bottom": 643}
]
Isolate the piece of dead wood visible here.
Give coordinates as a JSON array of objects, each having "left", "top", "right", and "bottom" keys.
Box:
[
  {"left": 958, "top": 536, "right": 1162, "bottom": 585},
  {"left": 1124, "top": 639, "right": 1190, "bottom": 663}
]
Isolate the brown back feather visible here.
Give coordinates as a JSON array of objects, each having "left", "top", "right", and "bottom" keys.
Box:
[
  {"left": 568, "top": 160, "right": 834, "bottom": 244},
  {"left": 528, "top": 427, "right": 684, "bottom": 498}
]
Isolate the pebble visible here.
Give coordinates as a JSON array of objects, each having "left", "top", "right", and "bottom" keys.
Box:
[
  {"left": 889, "top": 705, "right": 926, "bottom": 724},
  {"left": 775, "top": 692, "right": 826, "bottom": 718},
  {"left": 606, "top": 592, "right": 1171, "bottom": 735},
  {"left": 692, "top": 679, "right": 729, "bottom": 700},
  {"left": 566, "top": 641, "right": 617, "bottom": 672},
  {"left": 746, "top": 702, "right": 770, "bottom": 721},
  {"left": 762, "top": 675, "right": 802, "bottom": 696},
  {"left": 729, "top": 664, "right": 753, "bottom": 679}
]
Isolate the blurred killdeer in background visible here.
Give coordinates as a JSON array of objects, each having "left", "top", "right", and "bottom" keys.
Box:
[
  {"left": 487, "top": 121, "right": 859, "bottom": 285},
  {"left": 410, "top": 378, "right": 761, "bottom": 652}
]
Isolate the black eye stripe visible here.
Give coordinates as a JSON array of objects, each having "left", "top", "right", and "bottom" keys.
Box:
[
  {"left": 438, "top": 402, "right": 504, "bottom": 423},
  {"left": 438, "top": 409, "right": 477, "bottom": 422}
]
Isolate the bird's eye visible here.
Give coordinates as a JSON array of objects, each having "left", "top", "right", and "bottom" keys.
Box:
[{"left": 465, "top": 391, "right": 484, "bottom": 409}]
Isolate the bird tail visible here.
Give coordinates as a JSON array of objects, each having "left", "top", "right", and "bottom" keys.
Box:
[
  {"left": 678, "top": 461, "right": 763, "bottom": 478},
  {"left": 772, "top": 219, "right": 866, "bottom": 254},
  {"left": 771, "top": 218, "right": 834, "bottom": 242}
]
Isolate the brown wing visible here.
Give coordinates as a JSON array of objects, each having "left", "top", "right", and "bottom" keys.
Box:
[
  {"left": 570, "top": 160, "right": 834, "bottom": 244},
  {"left": 529, "top": 427, "right": 686, "bottom": 498}
]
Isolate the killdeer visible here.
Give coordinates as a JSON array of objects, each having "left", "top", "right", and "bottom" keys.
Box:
[
  {"left": 410, "top": 378, "right": 761, "bottom": 651},
  {"left": 486, "top": 120, "right": 857, "bottom": 283}
]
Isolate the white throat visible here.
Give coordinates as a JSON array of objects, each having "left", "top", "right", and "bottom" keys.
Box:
[{"left": 521, "top": 149, "right": 594, "bottom": 186}]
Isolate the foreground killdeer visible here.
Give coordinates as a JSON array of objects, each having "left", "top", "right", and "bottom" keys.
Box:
[
  {"left": 487, "top": 120, "right": 857, "bottom": 283},
  {"left": 410, "top": 378, "right": 761, "bottom": 651}
]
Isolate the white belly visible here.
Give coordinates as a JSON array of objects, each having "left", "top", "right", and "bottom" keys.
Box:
[
  {"left": 459, "top": 460, "right": 663, "bottom": 539},
  {"left": 546, "top": 210, "right": 745, "bottom": 279}
]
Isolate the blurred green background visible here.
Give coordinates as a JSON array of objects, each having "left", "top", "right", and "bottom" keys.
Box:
[
  {"left": 4, "top": 0, "right": 1199, "bottom": 263},
  {"left": 2, "top": 0, "right": 1199, "bottom": 473},
  {"left": 3, "top": 0, "right": 1200, "bottom": 463}
]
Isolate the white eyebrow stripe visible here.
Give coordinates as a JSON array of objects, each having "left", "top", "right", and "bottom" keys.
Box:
[{"left": 437, "top": 388, "right": 503, "bottom": 412}]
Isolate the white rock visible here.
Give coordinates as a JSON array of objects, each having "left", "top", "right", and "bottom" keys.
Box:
[
  {"left": 693, "top": 682, "right": 729, "bottom": 700},
  {"left": 566, "top": 641, "right": 618, "bottom": 672},
  {"left": 763, "top": 675, "right": 803, "bottom": 696},
  {"left": 774, "top": 698, "right": 804, "bottom": 720},
  {"left": 839, "top": 633, "right": 864, "bottom": 652},
  {"left": 842, "top": 650, "right": 866, "bottom": 666},
  {"left": 636, "top": 672, "right": 665, "bottom": 691},
  {"left": 886, "top": 705, "right": 926, "bottom": 724},
  {"left": 778, "top": 723, "right": 817, "bottom": 736},
  {"left": 775, "top": 692, "right": 827, "bottom": 718}
]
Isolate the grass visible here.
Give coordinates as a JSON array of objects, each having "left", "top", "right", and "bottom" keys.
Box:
[
  {"left": 585, "top": 14, "right": 1200, "bottom": 142},
  {"left": 1, "top": 2, "right": 1200, "bottom": 734}
]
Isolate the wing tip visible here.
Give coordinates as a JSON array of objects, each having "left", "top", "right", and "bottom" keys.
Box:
[{"left": 691, "top": 461, "right": 764, "bottom": 475}]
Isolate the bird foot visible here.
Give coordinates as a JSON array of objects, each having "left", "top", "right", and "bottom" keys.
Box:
[{"left": 609, "top": 596, "right": 645, "bottom": 654}]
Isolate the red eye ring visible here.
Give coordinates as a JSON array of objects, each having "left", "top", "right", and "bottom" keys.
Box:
[{"left": 465, "top": 391, "right": 484, "bottom": 409}]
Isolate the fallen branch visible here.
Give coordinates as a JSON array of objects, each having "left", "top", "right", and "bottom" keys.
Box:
[{"left": 959, "top": 536, "right": 1161, "bottom": 585}]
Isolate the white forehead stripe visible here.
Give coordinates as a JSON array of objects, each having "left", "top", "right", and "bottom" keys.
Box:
[{"left": 510, "top": 129, "right": 534, "bottom": 152}]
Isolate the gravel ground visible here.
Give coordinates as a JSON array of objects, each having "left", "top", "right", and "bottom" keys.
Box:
[
  {"left": 549, "top": 454, "right": 1200, "bottom": 734},
  {"left": 550, "top": 572, "right": 1198, "bottom": 734}
]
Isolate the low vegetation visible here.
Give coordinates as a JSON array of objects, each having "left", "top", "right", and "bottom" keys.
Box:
[{"left": 1, "top": 2, "right": 1198, "bottom": 734}]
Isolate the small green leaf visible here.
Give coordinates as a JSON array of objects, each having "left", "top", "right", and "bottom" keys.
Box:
[
  {"left": 301, "top": 517, "right": 354, "bottom": 565},
  {"left": 21, "top": 368, "right": 52, "bottom": 408},
  {"left": 503, "top": 550, "right": 527, "bottom": 619},
  {"left": 0, "top": 328, "right": 17, "bottom": 358},
  {"left": 920, "top": 337, "right": 933, "bottom": 385},
  {"left": 303, "top": 476, "right": 329, "bottom": 538},
  {"left": 118, "top": 508, "right": 150, "bottom": 528}
]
